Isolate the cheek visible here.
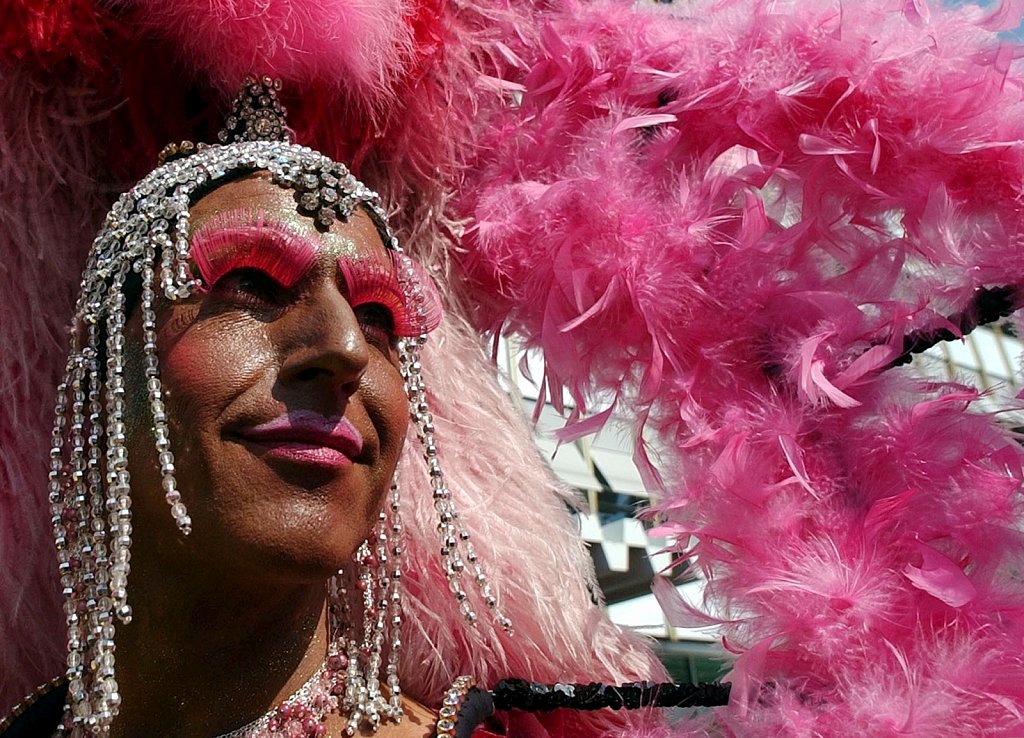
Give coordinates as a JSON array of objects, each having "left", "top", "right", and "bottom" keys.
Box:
[
  {"left": 160, "top": 319, "right": 272, "bottom": 431},
  {"left": 363, "top": 359, "right": 409, "bottom": 465}
]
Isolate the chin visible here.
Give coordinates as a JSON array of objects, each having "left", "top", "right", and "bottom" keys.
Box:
[{"left": 233, "top": 544, "right": 357, "bottom": 586}]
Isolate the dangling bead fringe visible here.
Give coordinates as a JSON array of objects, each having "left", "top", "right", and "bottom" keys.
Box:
[
  {"left": 330, "top": 478, "right": 405, "bottom": 735},
  {"left": 399, "top": 338, "right": 514, "bottom": 635},
  {"left": 51, "top": 202, "right": 199, "bottom": 734}
]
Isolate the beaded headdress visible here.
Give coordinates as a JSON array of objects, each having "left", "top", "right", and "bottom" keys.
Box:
[{"left": 48, "top": 77, "right": 510, "bottom": 736}]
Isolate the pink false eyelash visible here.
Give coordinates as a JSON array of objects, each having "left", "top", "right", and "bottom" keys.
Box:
[
  {"left": 339, "top": 251, "right": 443, "bottom": 336},
  {"left": 189, "top": 209, "right": 319, "bottom": 290}
]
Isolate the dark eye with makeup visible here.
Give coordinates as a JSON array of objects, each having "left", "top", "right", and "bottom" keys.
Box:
[
  {"left": 353, "top": 302, "right": 397, "bottom": 348},
  {"left": 338, "top": 252, "right": 443, "bottom": 338},
  {"left": 212, "top": 268, "right": 288, "bottom": 309}
]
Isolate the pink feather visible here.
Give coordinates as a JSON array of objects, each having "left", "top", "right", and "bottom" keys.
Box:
[
  {"left": 119, "top": 0, "right": 415, "bottom": 100},
  {"left": 8, "top": 0, "right": 1024, "bottom": 735}
]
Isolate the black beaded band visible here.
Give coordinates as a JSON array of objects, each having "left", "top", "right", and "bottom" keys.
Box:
[
  {"left": 453, "top": 687, "right": 494, "bottom": 738},
  {"left": 436, "top": 676, "right": 731, "bottom": 738},
  {"left": 0, "top": 677, "right": 66, "bottom": 736},
  {"left": 887, "top": 285, "right": 1022, "bottom": 368},
  {"left": 491, "top": 678, "right": 731, "bottom": 712}
]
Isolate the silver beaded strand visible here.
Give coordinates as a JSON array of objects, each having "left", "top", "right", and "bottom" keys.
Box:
[
  {"left": 140, "top": 238, "right": 192, "bottom": 534},
  {"left": 384, "top": 479, "right": 404, "bottom": 718},
  {"left": 398, "top": 339, "right": 513, "bottom": 635}
]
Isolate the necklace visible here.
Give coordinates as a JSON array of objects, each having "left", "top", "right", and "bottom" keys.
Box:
[{"left": 214, "top": 649, "right": 348, "bottom": 738}]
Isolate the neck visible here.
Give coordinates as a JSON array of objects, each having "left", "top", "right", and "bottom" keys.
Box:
[{"left": 108, "top": 560, "right": 329, "bottom": 738}]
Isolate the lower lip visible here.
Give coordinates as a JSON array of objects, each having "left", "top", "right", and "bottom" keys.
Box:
[{"left": 243, "top": 440, "right": 356, "bottom": 469}]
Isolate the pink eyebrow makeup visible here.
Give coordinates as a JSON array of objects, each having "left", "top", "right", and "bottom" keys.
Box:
[
  {"left": 189, "top": 209, "right": 319, "bottom": 290},
  {"left": 339, "top": 251, "right": 443, "bottom": 337},
  {"left": 189, "top": 206, "right": 444, "bottom": 335}
]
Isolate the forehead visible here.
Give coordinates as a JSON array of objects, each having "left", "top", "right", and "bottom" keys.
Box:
[{"left": 188, "top": 173, "right": 390, "bottom": 264}]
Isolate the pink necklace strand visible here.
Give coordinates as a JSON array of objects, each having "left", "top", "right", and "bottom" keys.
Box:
[{"left": 214, "top": 649, "right": 348, "bottom": 738}]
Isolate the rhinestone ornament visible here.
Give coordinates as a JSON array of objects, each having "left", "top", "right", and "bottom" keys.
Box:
[{"left": 433, "top": 677, "right": 477, "bottom": 738}]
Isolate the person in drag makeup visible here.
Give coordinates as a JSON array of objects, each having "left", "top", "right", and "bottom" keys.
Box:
[
  {"left": 2, "top": 78, "right": 697, "bottom": 738},
  {"left": 12, "top": 80, "right": 468, "bottom": 738}
]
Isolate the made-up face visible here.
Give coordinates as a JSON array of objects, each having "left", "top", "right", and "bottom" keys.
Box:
[{"left": 126, "top": 174, "right": 436, "bottom": 584}]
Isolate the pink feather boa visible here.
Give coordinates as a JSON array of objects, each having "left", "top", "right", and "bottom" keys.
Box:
[{"left": 456, "top": 0, "right": 1024, "bottom": 734}]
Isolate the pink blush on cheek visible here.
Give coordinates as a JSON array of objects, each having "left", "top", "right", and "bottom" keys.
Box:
[{"left": 160, "top": 325, "right": 269, "bottom": 421}]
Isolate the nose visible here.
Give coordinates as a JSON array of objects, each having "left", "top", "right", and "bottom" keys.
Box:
[{"left": 277, "top": 279, "right": 370, "bottom": 398}]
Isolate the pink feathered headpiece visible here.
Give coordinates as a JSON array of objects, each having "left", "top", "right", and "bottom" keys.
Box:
[{"left": 6, "top": 0, "right": 1024, "bottom": 735}]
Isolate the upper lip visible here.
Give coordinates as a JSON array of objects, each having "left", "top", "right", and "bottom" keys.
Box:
[{"left": 236, "top": 410, "right": 364, "bottom": 458}]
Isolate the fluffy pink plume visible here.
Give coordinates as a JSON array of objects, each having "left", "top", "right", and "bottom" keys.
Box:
[
  {"left": 120, "top": 0, "right": 415, "bottom": 100},
  {"left": 400, "top": 313, "right": 665, "bottom": 736},
  {"left": 457, "top": 0, "right": 1024, "bottom": 734}
]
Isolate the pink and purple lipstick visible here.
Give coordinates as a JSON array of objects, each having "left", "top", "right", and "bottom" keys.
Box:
[{"left": 236, "top": 410, "right": 364, "bottom": 469}]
